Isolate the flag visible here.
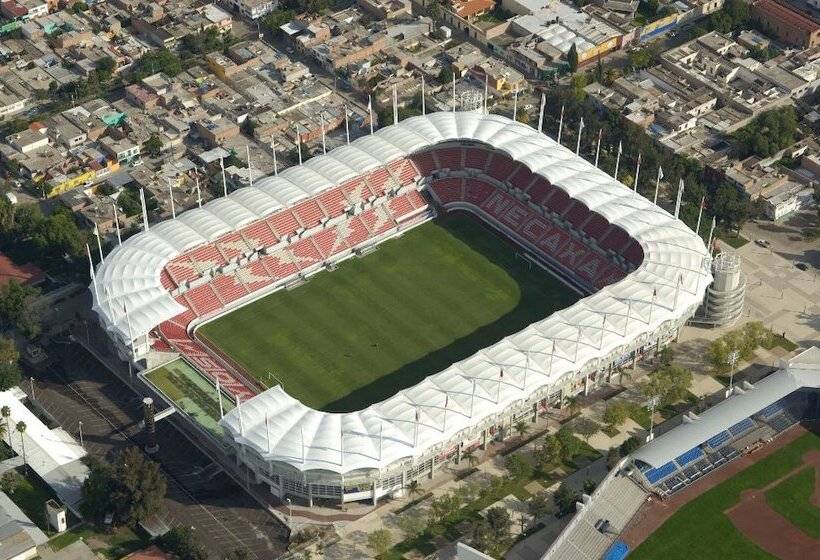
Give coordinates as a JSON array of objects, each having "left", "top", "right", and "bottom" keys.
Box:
[
  {"left": 499, "top": 368, "right": 504, "bottom": 379},
  {"left": 93, "top": 222, "right": 99, "bottom": 237},
  {"left": 415, "top": 408, "right": 419, "bottom": 422},
  {"left": 658, "top": 166, "right": 664, "bottom": 180},
  {"left": 579, "top": 117, "right": 585, "bottom": 131},
  {"left": 617, "top": 141, "right": 622, "bottom": 154},
  {"left": 444, "top": 395, "right": 448, "bottom": 408},
  {"left": 700, "top": 196, "right": 706, "bottom": 210},
  {"left": 652, "top": 288, "right": 657, "bottom": 298}
]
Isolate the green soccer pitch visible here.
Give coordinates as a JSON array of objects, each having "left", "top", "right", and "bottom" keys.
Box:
[{"left": 197, "top": 213, "right": 580, "bottom": 412}]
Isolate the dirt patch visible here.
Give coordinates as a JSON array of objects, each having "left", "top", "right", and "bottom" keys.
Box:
[
  {"left": 807, "top": 449, "right": 820, "bottom": 508},
  {"left": 725, "top": 489, "right": 820, "bottom": 560}
]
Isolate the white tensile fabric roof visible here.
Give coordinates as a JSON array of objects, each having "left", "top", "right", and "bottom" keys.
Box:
[
  {"left": 631, "top": 347, "right": 820, "bottom": 468},
  {"left": 205, "top": 112, "right": 709, "bottom": 474}
]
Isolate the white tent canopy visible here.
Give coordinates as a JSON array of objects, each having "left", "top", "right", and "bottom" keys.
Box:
[{"left": 206, "top": 112, "right": 712, "bottom": 475}]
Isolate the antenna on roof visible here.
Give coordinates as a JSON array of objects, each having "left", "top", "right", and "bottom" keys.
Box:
[
  {"left": 633, "top": 153, "right": 641, "bottom": 191},
  {"left": 344, "top": 104, "right": 350, "bottom": 144},
  {"left": 557, "top": 104, "right": 564, "bottom": 144},
  {"left": 246, "top": 145, "right": 253, "bottom": 188},
  {"left": 167, "top": 177, "right": 176, "bottom": 219},
  {"left": 220, "top": 156, "right": 227, "bottom": 197},
  {"left": 421, "top": 75, "right": 426, "bottom": 116},
  {"left": 512, "top": 85, "right": 519, "bottom": 122},
  {"left": 139, "top": 187, "right": 150, "bottom": 230},
  {"left": 392, "top": 84, "right": 398, "bottom": 125},
  {"left": 320, "top": 113, "right": 327, "bottom": 154},
  {"left": 112, "top": 201, "right": 122, "bottom": 246},
  {"left": 537, "top": 93, "right": 545, "bottom": 133},
  {"left": 594, "top": 129, "right": 602, "bottom": 168}
]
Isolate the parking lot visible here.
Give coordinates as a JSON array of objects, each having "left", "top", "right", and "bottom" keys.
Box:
[{"left": 26, "top": 343, "right": 288, "bottom": 559}]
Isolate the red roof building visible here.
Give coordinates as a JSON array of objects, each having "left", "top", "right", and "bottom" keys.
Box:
[
  {"left": 0, "top": 0, "right": 28, "bottom": 19},
  {"left": 752, "top": 0, "right": 820, "bottom": 48},
  {"left": 0, "top": 253, "right": 45, "bottom": 288},
  {"left": 121, "top": 546, "right": 173, "bottom": 560}
]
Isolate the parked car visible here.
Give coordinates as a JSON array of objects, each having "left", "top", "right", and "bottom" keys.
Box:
[
  {"left": 755, "top": 239, "right": 771, "bottom": 248},
  {"left": 795, "top": 262, "right": 809, "bottom": 271}
]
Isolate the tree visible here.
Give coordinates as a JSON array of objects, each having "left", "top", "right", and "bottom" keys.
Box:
[
  {"left": 438, "top": 66, "right": 454, "bottom": 86},
  {"left": 620, "top": 436, "right": 642, "bottom": 456},
  {"left": 556, "top": 427, "right": 581, "bottom": 462},
  {"left": 0, "top": 406, "right": 9, "bottom": 447},
  {"left": 602, "top": 401, "right": 629, "bottom": 432},
  {"left": 583, "top": 479, "right": 597, "bottom": 494},
  {"left": 405, "top": 479, "right": 421, "bottom": 497},
  {"left": 606, "top": 446, "right": 621, "bottom": 470},
  {"left": 0, "top": 469, "right": 20, "bottom": 494},
  {"left": 15, "top": 421, "right": 26, "bottom": 474},
  {"left": 95, "top": 56, "right": 116, "bottom": 78},
  {"left": 485, "top": 506, "right": 512, "bottom": 540},
  {"left": 563, "top": 395, "right": 581, "bottom": 416},
  {"left": 711, "top": 181, "right": 752, "bottom": 230},
  {"left": 263, "top": 9, "right": 297, "bottom": 38},
  {"left": 732, "top": 106, "right": 798, "bottom": 159},
  {"left": 110, "top": 447, "right": 167, "bottom": 525},
  {"left": 0, "top": 281, "right": 42, "bottom": 339},
  {"left": 514, "top": 420, "right": 530, "bottom": 439},
  {"left": 0, "top": 337, "right": 21, "bottom": 391},
  {"left": 366, "top": 529, "right": 392, "bottom": 557},
  {"left": 72, "top": 1, "right": 89, "bottom": 13},
  {"left": 573, "top": 418, "right": 600, "bottom": 442},
  {"left": 396, "top": 511, "right": 426, "bottom": 539},
  {"left": 225, "top": 548, "right": 250, "bottom": 560},
  {"left": 81, "top": 457, "right": 114, "bottom": 523},
  {"left": 641, "top": 366, "right": 693, "bottom": 407},
  {"left": 143, "top": 135, "right": 163, "bottom": 158},
  {"left": 131, "top": 49, "right": 183, "bottom": 81},
  {"left": 430, "top": 490, "right": 462, "bottom": 524},
  {"left": 528, "top": 491, "right": 552, "bottom": 520},
  {"left": 567, "top": 43, "right": 579, "bottom": 73},
  {"left": 505, "top": 454, "right": 533, "bottom": 480},
  {"left": 534, "top": 434, "right": 563, "bottom": 470},
  {"left": 461, "top": 448, "right": 479, "bottom": 468},
  {"left": 553, "top": 482, "right": 579, "bottom": 516},
  {"left": 160, "top": 526, "right": 206, "bottom": 560}
]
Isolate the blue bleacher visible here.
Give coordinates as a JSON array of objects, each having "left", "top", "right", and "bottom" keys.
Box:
[
  {"left": 604, "top": 541, "right": 630, "bottom": 560},
  {"left": 728, "top": 417, "right": 755, "bottom": 436},
  {"left": 645, "top": 461, "right": 678, "bottom": 485},
  {"left": 757, "top": 401, "right": 785, "bottom": 420},
  {"left": 706, "top": 430, "right": 731, "bottom": 449},
  {"left": 675, "top": 446, "right": 704, "bottom": 467}
]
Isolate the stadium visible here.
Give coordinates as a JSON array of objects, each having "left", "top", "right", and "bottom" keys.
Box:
[{"left": 89, "top": 111, "right": 712, "bottom": 507}]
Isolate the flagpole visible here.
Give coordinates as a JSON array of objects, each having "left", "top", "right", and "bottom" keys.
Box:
[
  {"left": 695, "top": 196, "right": 705, "bottom": 235},
  {"left": 575, "top": 118, "right": 584, "bottom": 155},
  {"left": 194, "top": 175, "right": 202, "bottom": 208},
  {"left": 421, "top": 75, "right": 426, "bottom": 115},
  {"left": 296, "top": 126, "right": 302, "bottom": 165},
  {"left": 392, "top": 84, "right": 398, "bottom": 125},
  {"left": 549, "top": 339, "right": 555, "bottom": 377},
  {"left": 320, "top": 112, "right": 327, "bottom": 154},
  {"left": 220, "top": 156, "right": 227, "bottom": 197},
  {"left": 600, "top": 313, "right": 606, "bottom": 350},
  {"left": 654, "top": 166, "right": 663, "bottom": 205},
  {"left": 594, "top": 129, "right": 602, "bottom": 168},
  {"left": 557, "top": 104, "right": 564, "bottom": 144},
  {"left": 512, "top": 85, "right": 519, "bottom": 121},
  {"left": 674, "top": 178, "right": 684, "bottom": 218},
  {"left": 649, "top": 288, "right": 656, "bottom": 325},
  {"left": 470, "top": 378, "right": 476, "bottom": 418},
  {"left": 633, "top": 153, "right": 641, "bottom": 191},
  {"left": 123, "top": 300, "right": 136, "bottom": 358},
  {"left": 344, "top": 104, "right": 351, "bottom": 144},
  {"left": 368, "top": 95, "right": 374, "bottom": 134},
  {"left": 94, "top": 221, "right": 104, "bottom": 262},
  {"left": 414, "top": 405, "right": 419, "bottom": 447},
  {"left": 614, "top": 141, "right": 622, "bottom": 181},
  {"left": 483, "top": 72, "right": 489, "bottom": 115},
  {"left": 497, "top": 369, "right": 502, "bottom": 404},
  {"left": 237, "top": 395, "right": 244, "bottom": 436},
  {"left": 574, "top": 325, "right": 581, "bottom": 363},
  {"left": 537, "top": 93, "right": 545, "bottom": 133},
  {"left": 300, "top": 425, "right": 305, "bottom": 463},
  {"left": 265, "top": 412, "right": 271, "bottom": 454},
  {"left": 112, "top": 201, "right": 121, "bottom": 246},
  {"left": 139, "top": 187, "right": 150, "bottom": 230},
  {"left": 271, "top": 138, "right": 278, "bottom": 175},
  {"left": 625, "top": 299, "right": 632, "bottom": 335},
  {"left": 167, "top": 178, "right": 176, "bottom": 219},
  {"left": 674, "top": 274, "right": 682, "bottom": 310},
  {"left": 86, "top": 243, "right": 99, "bottom": 302},
  {"left": 246, "top": 145, "right": 253, "bottom": 188},
  {"left": 452, "top": 73, "right": 456, "bottom": 112},
  {"left": 442, "top": 394, "right": 448, "bottom": 433},
  {"left": 216, "top": 376, "right": 224, "bottom": 418},
  {"left": 707, "top": 217, "right": 716, "bottom": 256}
]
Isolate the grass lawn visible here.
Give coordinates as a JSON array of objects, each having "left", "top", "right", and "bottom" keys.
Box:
[
  {"left": 629, "top": 430, "right": 820, "bottom": 560},
  {"left": 7, "top": 468, "right": 56, "bottom": 531},
  {"left": 49, "top": 525, "right": 146, "bottom": 559},
  {"left": 199, "top": 214, "right": 579, "bottom": 412},
  {"left": 765, "top": 466, "right": 820, "bottom": 538},
  {"left": 717, "top": 231, "right": 749, "bottom": 249},
  {"left": 145, "top": 358, "right": 235, "bottom": 438}
]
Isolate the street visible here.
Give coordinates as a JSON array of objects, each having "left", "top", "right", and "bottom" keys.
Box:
[{"left": 25, "top": 343, "right": 289, "bottom": 559}]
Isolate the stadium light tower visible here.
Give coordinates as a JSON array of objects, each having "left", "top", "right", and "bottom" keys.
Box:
[{"left": 645, "top": 395, "right": 659, "bottom": 442}]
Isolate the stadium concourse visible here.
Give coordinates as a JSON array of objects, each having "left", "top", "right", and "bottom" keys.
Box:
[
  {"left": 541, "top": 346, "right": 820, "bottom": 560},
  {"left": 89, "top": 111, "right": 712, "bottom": 507}
]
